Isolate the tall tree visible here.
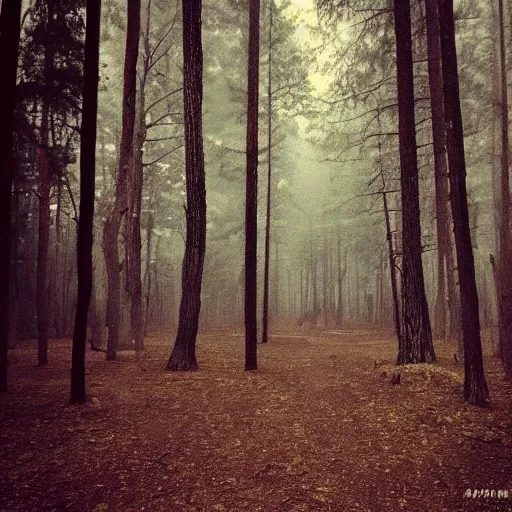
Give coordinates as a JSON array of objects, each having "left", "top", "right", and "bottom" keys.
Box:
[
  {"left": 394, "top": 0, "right": 435, "bottom": 364},
  {"left": 0, "top": 0, "right": 23, "bottom": 392},
  {"left": 437, "top": 0, "right": 489, "bottom": 404},
  {"left": 167, "top": 0, "right": 206, "bottom": 371},
  {"left": 424, "top": 0, "right": 457, "bottom": 340},
  {"left": 497, "top": 0, "right": 512, "bottom": 379},
  {"left": 262, "top": 0, "right": 273, "bottom": 345},
  {"left": 102, "top": 0, "right": 141, "bottom": 361},
  {"left": 245, "top": 0, "right": 261, "bottom": 371},
  {"left": 70, "top": 0, "right": 101, "bottom": 404}
]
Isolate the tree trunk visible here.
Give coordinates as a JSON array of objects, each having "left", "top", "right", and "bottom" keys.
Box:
[
  {"left": 102, "top": 0, "right": 141, "bottom": 361},
  {"left": 0, "top": 0, "right": 22, "bottom": 392},
  {"left": 8, "top": 171, "right": 20, "bottom": 350},
  {"left": 323, "top": 230, "right": 328, "bottom": 328},
  {"left": 424, "top": 0, "right": 453, "bottom": 340},
  {"left": 36, "top": 144, "right": 51, "bottom": 366},
  {"left": 244, "top": 0, "right": 260, "bottom": 371},
  {"left": 261, "top": 0, "right": 273, "bottom": 345},
  {"left": 144, "top": 211, "right": 154, "bottom": 336},
  {"left": 497, "top": 0, "right": 512, "bottom": 380},
  {"left": 394, "top": 0, "right": 435, "bottom": 364},
  {"left": 126, "top": 82, "right": 145, "bottom": 352},
  {"left": 438, "top": 0, "right": 490, "bottom": 405},
  {"left": 70, "top": 0, "right": 101, "bottom": 404},
  {"left": 336, "top": 228, "right": 345, "bottom": 327},
  {"left": 167, "top": 0, "right": 206, "bottom": 371},
  {"left": 383, "top": 191, "right": 402, "bottom": 348}
]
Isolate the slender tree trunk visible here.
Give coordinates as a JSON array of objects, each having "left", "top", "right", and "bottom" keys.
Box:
[
  {"left": 323, "top": 230, "right": 328, "bottom": 328},
  {"left": 102, "top": 0, "right": 141, "bottom": 360},
  {"left": 274, "top": 241, "right": 279, "bottom": 318},
  {"left": 424, "top": 0, "right": 452, "bottom": 340},
  {"left": 383, "top": 191, "right": 402, "bottom": 348},
  {"left": 70, "top": 0, "right": 101, "bottom": 404},
  {"left": 394, "top": 0, "right": 435, "bottom": 364},
  {"left": 0, "top": 0, "right": 22, "bottom": 392},
  {"left": 336, "top": 228, "right": 345, "bottom": 327},
  {"left": 497, "top": 0, "right": 512, "bottom": 379},
  {"left": 8, "top": 169, "right": 20, "bottom": 350},
  {"left": 261, "top": 0, "right": 273, "bottom": 344},
  {"left": 167, "top": 0, "right": 206, "bottom": 371},
  {"left": 127, "top": 83, "right": 145, "bottom": 352},
  {"left": 37, "top": 144, "right": 51, "bottom": 366},
  {"left": 438, "top": 0, "right": 490, "bottom": 404},
  {"left": 144, "top": 211, "right": 153, "bottom": 336},
  {"left": 309, "top": 217, "right": 318, "bottom": 324},
  {"left": 244, "top": 0, "right": 260, "bottom": 371}
]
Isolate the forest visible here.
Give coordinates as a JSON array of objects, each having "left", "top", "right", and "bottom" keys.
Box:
[{"left": 0, "top": 0, "right": 512, "bottom": 510}]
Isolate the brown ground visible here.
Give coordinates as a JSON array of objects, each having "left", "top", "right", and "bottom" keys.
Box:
[{"left": 1, "top": 328, "right": 512, "bottom": 512}]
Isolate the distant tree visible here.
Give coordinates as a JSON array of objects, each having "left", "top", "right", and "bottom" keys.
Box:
[
  {"left": 0, "top": 0, "right": 23, "bottom": 393},
  {"left": 70, "top": 0, "right": 102, "bottom": 404},
  {"left": 437, "top": 0, "right": 489, "bottom": 405},
  {"left": 245, "top": 0, "right": 261, "bottom": 371},
  {"left": 167, "top": 0, "right": 206, "bottom": 371},
  {"left": 394, "top": 0, "right": 435, "bottom": 364},
  {"left": 102, "top": 0, "right": 141, "bottom": 361}
]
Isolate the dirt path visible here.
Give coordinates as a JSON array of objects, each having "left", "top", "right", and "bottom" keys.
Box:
[{"left": 1, "top": 330, "right": 511, "bottom": 512}]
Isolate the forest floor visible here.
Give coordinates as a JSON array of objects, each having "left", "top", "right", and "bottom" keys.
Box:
[{"left": 1, "top": 328, "right": 512, "bottom": 512}]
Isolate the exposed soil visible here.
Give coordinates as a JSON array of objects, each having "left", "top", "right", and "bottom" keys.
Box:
[{"left": 1, "top": 328, "right": 512, "bottom": 512}]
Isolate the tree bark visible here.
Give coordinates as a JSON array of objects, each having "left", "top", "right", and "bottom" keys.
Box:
[
  {"left": 394, "top": 0, "right": 435, "bottom": 364},
  {"left": 244, "top": 0, "right": 260, "bottom": 371},
  {"left": 70, "top": 0, "right": 101, "bottom": 404},
  {"left": 167, "top": 0, "right": 206, "bottom": 371},
  {"left": 102, "top": 0, "right": 141, "bottom": 361},
  {"left": 261, "top": 0, "right": 273, "bottom": 345},
  {"left": 438, "top": 0, "right": 490, "bottom": 405},
  {"left": 0, "top": 0, "right": 23, "bottom": 392}
]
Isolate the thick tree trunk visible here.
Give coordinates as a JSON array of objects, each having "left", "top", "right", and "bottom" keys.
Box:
[
  {"left": 70, "top": 0, "right": 101, "bottom": 404},
  {"left": 244, "top": 0, "right": 260, "bottom": 371},
  {"left": 167, "top": 0, "right": 206, "bottom": 371},
  {"left": 0, "top": 0, "right": 22, "bottom": 392},
  {"left": 102, "top": 0, "right": 141, "bottom": 361},
  {"left": 394, "top": 0, "right": 435, "bottom": 364},
  {"left": 438, "top": 0, "right": 490, "bottom": 405},
  {"left": 497, "top": 0, "right": 512, "bottom": 380},
  {"left": 261, "top": 0, "right": 273, "bottom": 344}
]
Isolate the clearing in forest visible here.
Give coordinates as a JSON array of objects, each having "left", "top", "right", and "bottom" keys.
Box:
[{"left": 1, "top": 329, "right": 511, "bottom": 512}]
